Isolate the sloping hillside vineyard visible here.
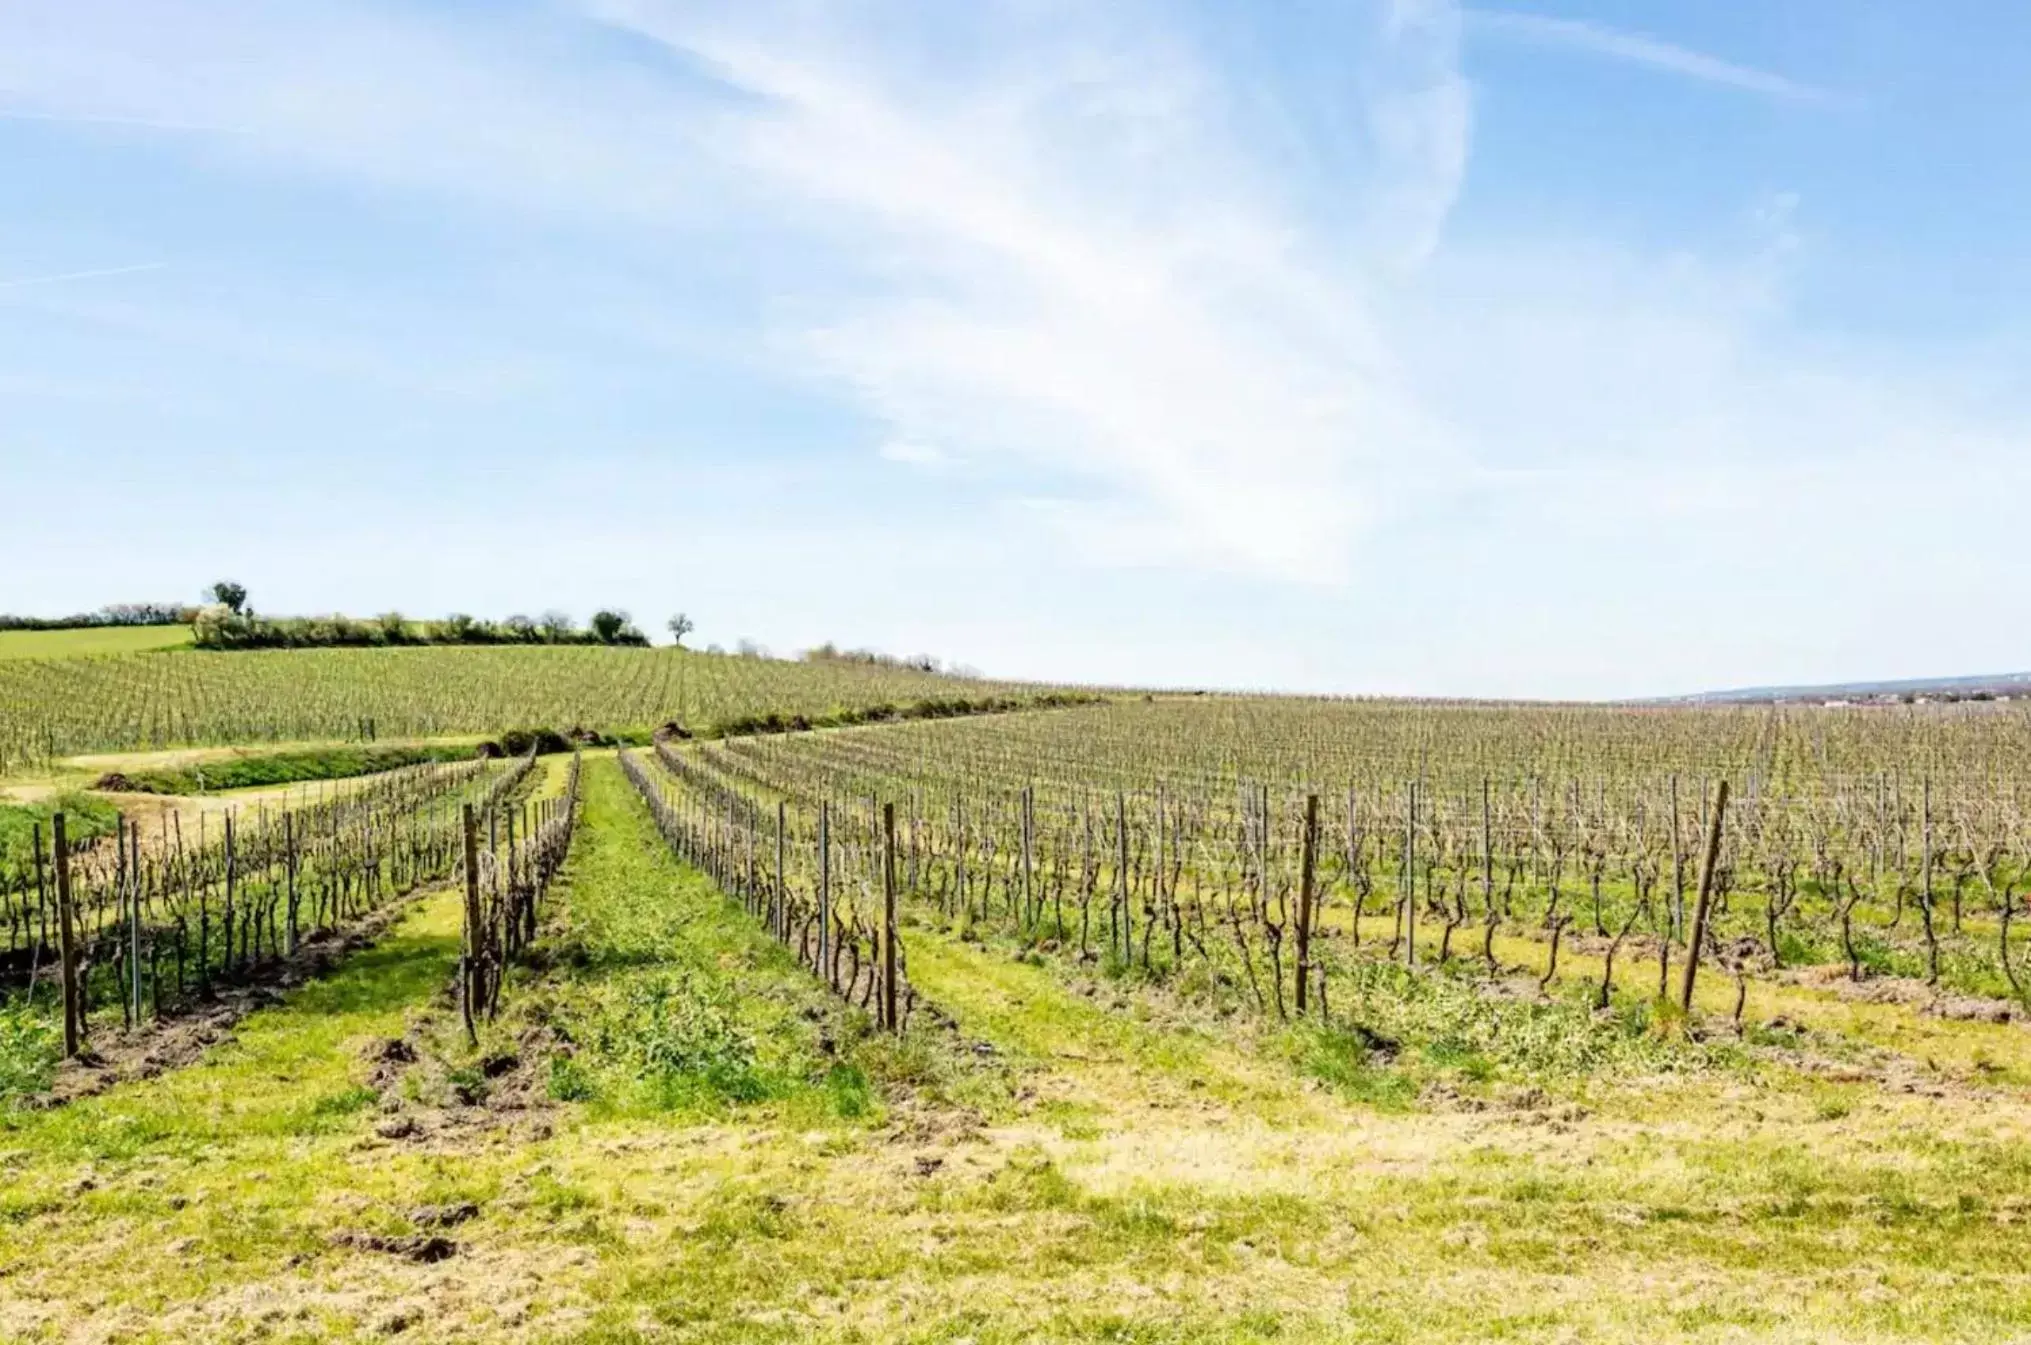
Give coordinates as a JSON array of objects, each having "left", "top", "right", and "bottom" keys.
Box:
[{"left": 0, "top": 645, "right": 1080, "bottom": 768}]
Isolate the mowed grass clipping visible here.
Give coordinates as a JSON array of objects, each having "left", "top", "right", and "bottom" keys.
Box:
[{"left": 0, "top": 625, "right": 193, "bottom": 660}]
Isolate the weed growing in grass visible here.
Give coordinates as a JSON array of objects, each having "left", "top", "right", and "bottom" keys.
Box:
[
  {"left": 1290, "top": 956, "right": 1747, "bottom": 1103},
  {"left": 573, "top": 970, "right": 773, "bottom": 1104},
  {"left": 0, "top": 1003, "right": 59, "bottom": 1103},
  {"left": 1290, "top": 1025, "right": 1420, "bottom": 1109}
]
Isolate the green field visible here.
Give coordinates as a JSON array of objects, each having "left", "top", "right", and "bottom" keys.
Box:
[
  {"left": 87, "top": 741, "right": 489, "bottom": 794},
  {"left": 0, "top": 625, "right": 193, "bottom": 660}
]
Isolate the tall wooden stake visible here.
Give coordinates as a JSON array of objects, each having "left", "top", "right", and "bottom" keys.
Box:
[
  {"left": 881, "top": 801, "right": 899, "bottom": 1032},
  {"left": 54, "top": 814, "right": 80, "bottom": 1057},
  {"left": 1116, "top": 792, "right": 1130, "bottom": 962},
  {"left": 129, "top": 818, "right": 143, "bottom": 1025},
  {"left": 460, "top": 803, "right": 480, "bottom": 1046},
  {"left": 1669, "top": 774, "right": 1685, "bottom": 939},
  {"left": 1021, "top": 786, "right": 1034, "bottom": 929},
  {"left": 1403, "top": 783, "right": 1418, "bottom": 967},
  {"left": 775, "top": 800, "right": 787, "bottom": 942},
  {"left": 818, "top": 801, "right": 832, "bottom": 988},
  {"left": 1678, "top": 779, "right": 1732, "bottom": 1014},
  {"left": 1295, "top": 793, "right": 1319, "bottom": 1014}
]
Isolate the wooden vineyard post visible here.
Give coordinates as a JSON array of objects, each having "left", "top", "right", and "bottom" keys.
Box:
[
  {"left": 284, "top": 813, "right": 298, "bottom": 957},
  {"left": 881, "top": 801, "right": 899, "bottom": 1032},
  {"left": 1157, "top": 786, "right": 1171, "bottom": 962},
  {"left": 818, "top": 801, "right": 832, "bottom": 989},
  {"left": 460, "top": 803, "right": 480, "bottom": 1046},
  {"left": 1677, "top": 779, "right": 1731, "bottom": 1015},
  {"left": 1345, "top": 788, "right": 1361, "bottom": 947},
  {"left": 54, "top": 814, "right": 79, "bottom": 1059},
  {"left": 505, "top": 807, "right": 519, "bottom": 958},
  {"left": 129, "top": 818, "right": 143, "bottom": 1026},
  {"left": 223, "top": 814, "right": 237, "bottom": 975},
  {"left": 1295, "top": 793, "right": 1319, "bottom": 1014},
  {"left": 31, "top": 823, "right": 48, "bottom": 1006},
  {"left": 1116, "top": 792, "right": 1130, "bottom": 963},
  {"left": 113, "top": 817, "right": 130, "bottom": 1032},
  {"left": 1480, "top": 776, "right": 1497, "bottom": 966},
  {"left": 1404, "top": 782, "right": 1418, "bottom": 968},
  {"left": 775, "top": 800, "right": 787, "bottom": 943},
  {"left": 1669, "top": 774, "right": 1685, "bottom": 940},
  {"left": 1921, "top": 775, "right": 1938, "bottom": 985},
  {"left": 1021, "top": 786, "right": 1034, "bottom": 930}
]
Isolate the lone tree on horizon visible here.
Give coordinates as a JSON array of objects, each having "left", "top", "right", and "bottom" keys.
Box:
[
  {"left": 667, "top": 613, "right": 695, "bottom": 647},
  {"left": 208, "top": 580, "right": 248, "bottom": 614}
]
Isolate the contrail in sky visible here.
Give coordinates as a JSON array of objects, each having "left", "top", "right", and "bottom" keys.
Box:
[
  {"left": 0, "top": 263, "right": 167, "bottom": 290},
  {"left": 0, "top": 109, "right": 243, "bottom": 133}
]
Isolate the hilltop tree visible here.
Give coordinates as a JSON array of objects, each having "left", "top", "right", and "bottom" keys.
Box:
[
  {"left": 667, "top": 613, "right": 695, "bottom": 647},
  {"left": 208, "top": 580, "right": 248, "bottom": 614},
  {"left": 591, "top": 609, "right": 631, "bottom": 644}
]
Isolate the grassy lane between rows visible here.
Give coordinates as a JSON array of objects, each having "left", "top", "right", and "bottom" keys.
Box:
[
  {"left": 1326, "top": 911, "right": 2031, "bottom": 1087},
  {"left": 0, "top": 890, "right": 470, "bottom": 1341},
  {"left": 891, "top": 917, "right": 2031, "bottom": 1342},
  {"left": 8, "top": 756, "right": 2031, "bottom": 1341}
]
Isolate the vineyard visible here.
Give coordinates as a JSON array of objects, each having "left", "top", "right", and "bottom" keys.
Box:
[
  {"left": 667, "top": 697, "right": 2031, "bottom": 1011},
  {"left": 0, "top": 643, "right": 1088, "bottom": 768},
  {"left": 5, "top": 684, "right": 2031, "bottom": 1341}
]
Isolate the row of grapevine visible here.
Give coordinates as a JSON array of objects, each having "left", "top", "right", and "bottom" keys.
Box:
[
  {"left": 460, "top": 751, "right": 583, "bottom": 1039},
  {"left": 3, "top": 750, "right": 545, "bottom": 1055},
  {"left": 622, "top": 746, "right": 907, "bottom": 1029}
]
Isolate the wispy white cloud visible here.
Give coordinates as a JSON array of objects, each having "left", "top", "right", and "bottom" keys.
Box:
[
  {"left": 1468, "top": 10, "right": 1828, "bottom": 103},
  {"left": 0, "top": 107, "right": 243, "bottom": 133},
  {"left": 0, "top": 262, "right": 164, "bottom": 290},
  {"left": 4, "top": 0, "right": 2026, "bottom": 698},
  {"left": 877, "top": 440, "right": 950, "bottom": 469},
  {"left": 586, "top": 0, "right": 1471, "bottom": 582}
]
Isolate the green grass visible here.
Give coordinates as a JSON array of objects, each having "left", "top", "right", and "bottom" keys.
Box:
[
  {"left": 0, "top": 791, "right": 120, "bottom": 880},
  {"left": 0, "top": 626, "right": 192, "bottom": 659},
  {"left": 93, "top": 742, "right": 482, "bottom": 794},
  {"left": 523, "top": 757, "right": 996, "bottom": 1120},
  {"left": 9, "top": 760, "right": 2031, "bottom": 1340}
]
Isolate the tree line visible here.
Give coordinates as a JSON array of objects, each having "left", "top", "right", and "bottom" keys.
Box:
[
  {"left": 0, "top": 603, "right": 196, "bottom": 632},
  {"left": 190, "top": 582, "right": 650, "bottom": 650}
]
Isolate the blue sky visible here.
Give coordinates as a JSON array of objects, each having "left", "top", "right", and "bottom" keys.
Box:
[{"left": 2, "top": 1, "right": 2026, "bottom": 698}]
